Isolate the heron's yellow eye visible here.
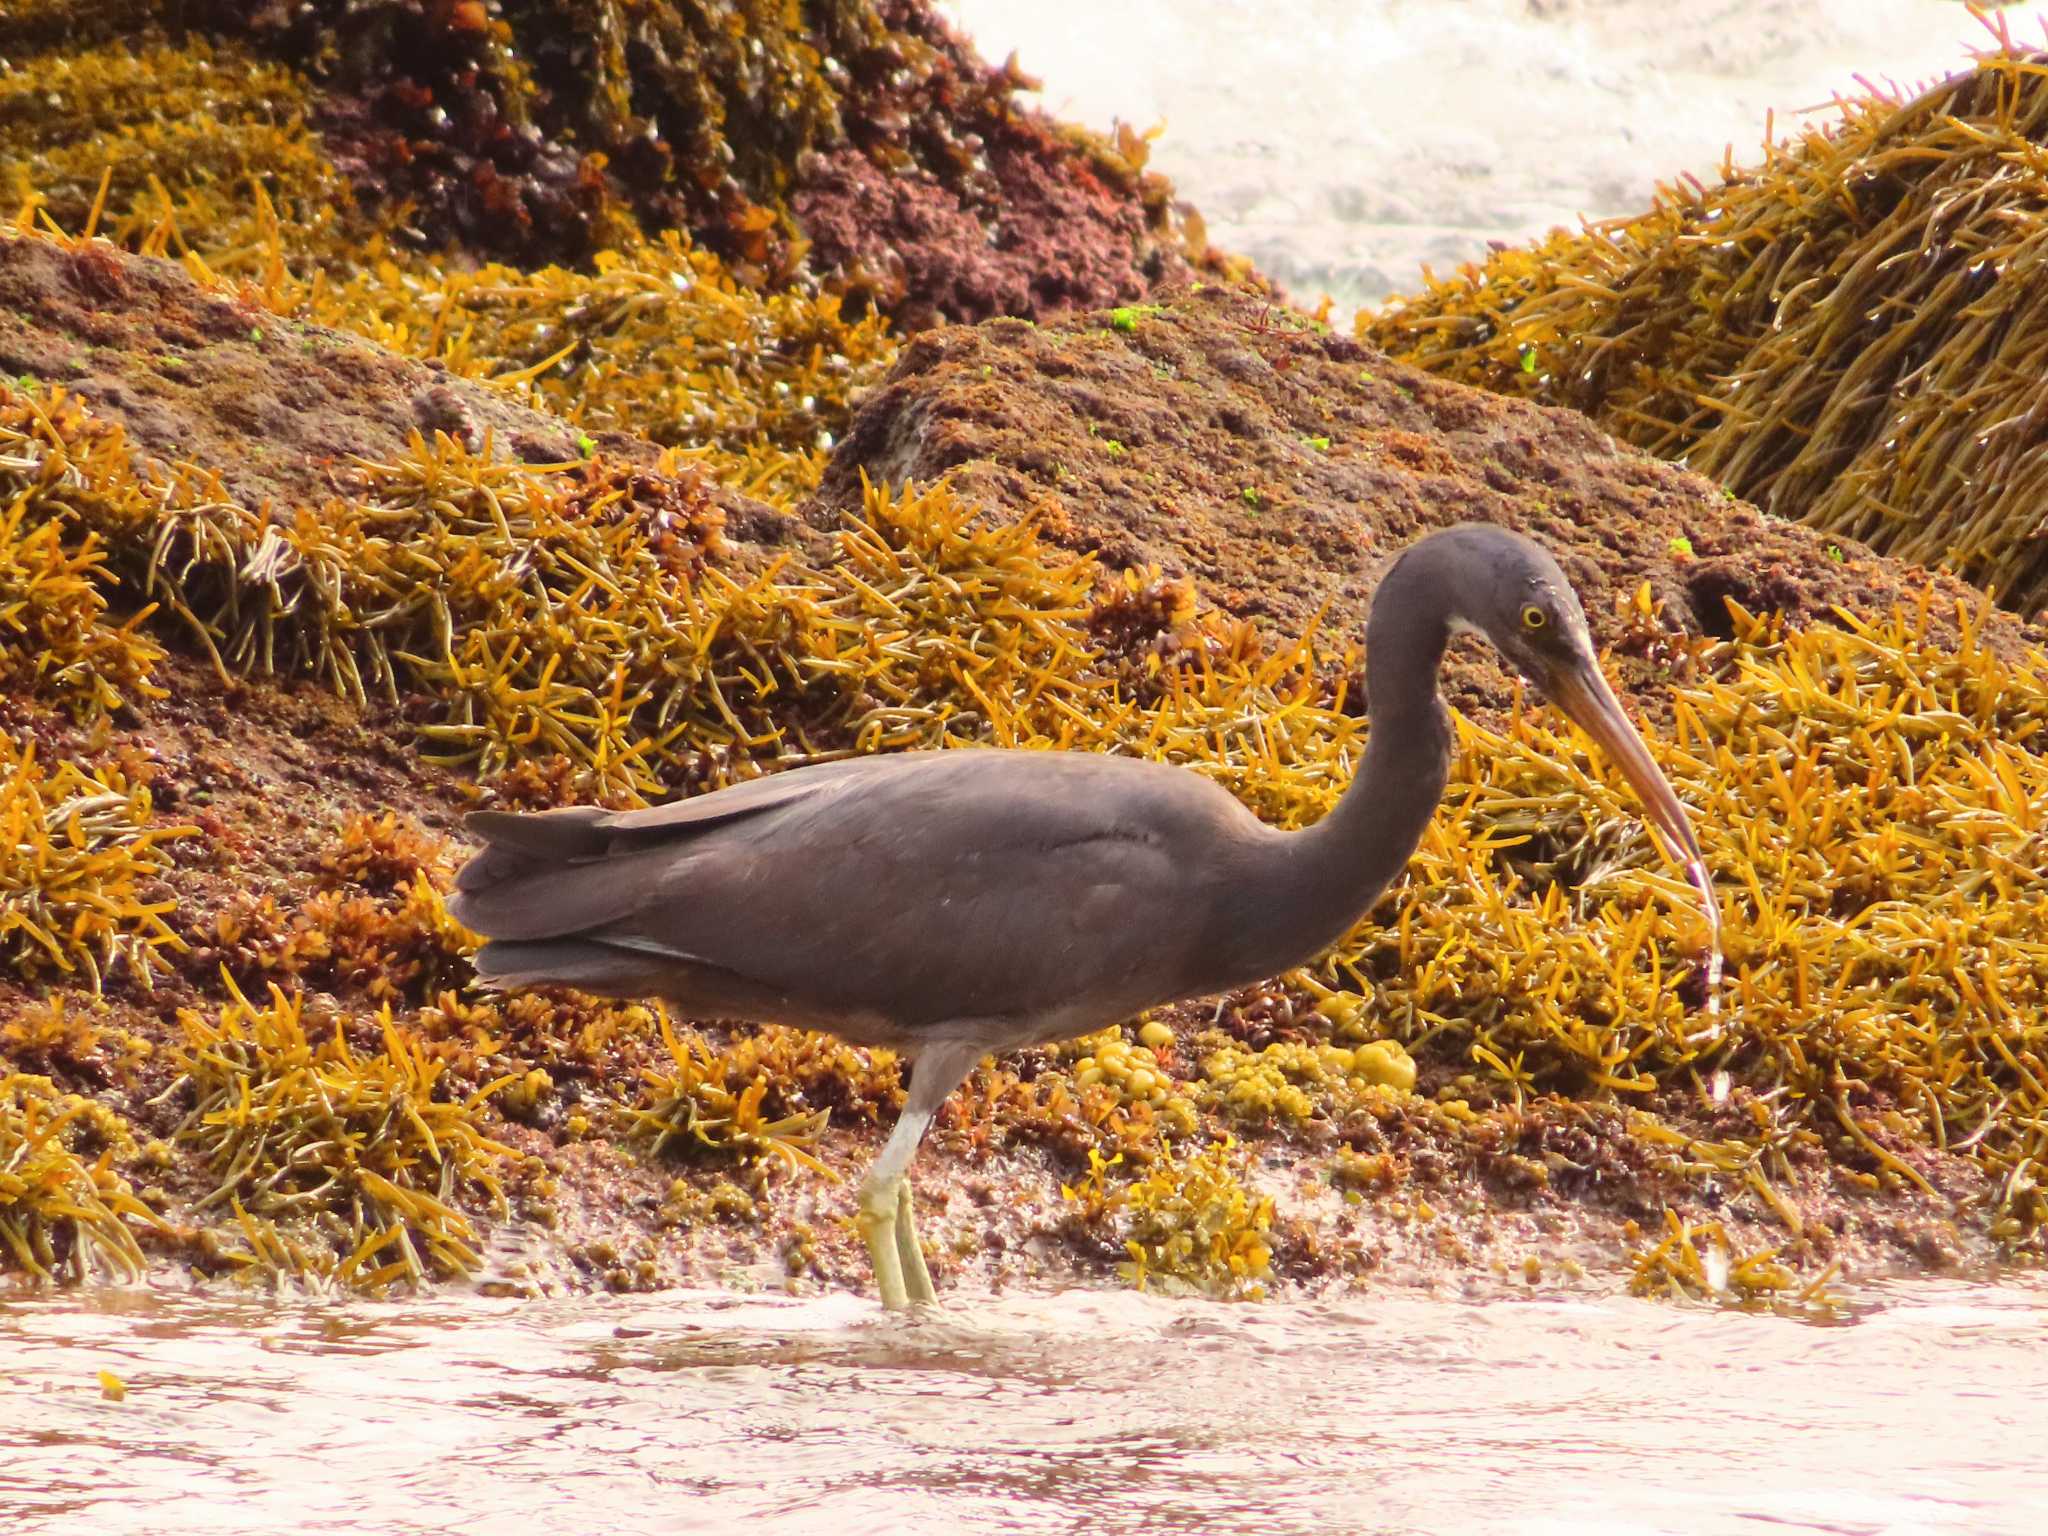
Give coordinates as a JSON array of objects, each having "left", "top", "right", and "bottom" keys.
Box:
[{"left": 1521, "top": 604, "right": 1548, "bottom": 630}]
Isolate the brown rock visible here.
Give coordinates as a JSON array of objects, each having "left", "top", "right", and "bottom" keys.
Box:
[{"left": 810, "top": 285, "right": 2036, "bottom": 718}]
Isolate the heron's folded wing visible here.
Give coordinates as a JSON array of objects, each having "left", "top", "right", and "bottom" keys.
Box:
[
  {"left": 462, "top": 757, "right": 878, "bottom": 866},
  {"left": 595, "top": 758, "right": 880, "bottom": 844},
  {"left": 605, "top": 771, "right": 1203, "bottom": 1025},
  {"left": 455, "top": 757, "right": 885, "bottom": 914}
]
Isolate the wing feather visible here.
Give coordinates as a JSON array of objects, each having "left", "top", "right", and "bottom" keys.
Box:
[
  {"left": 594, "top": 758, "right": 877, "bottom": 843},
  {"left": 454, "top": 759, "right": 878, "bottom": 904},
  {"left": 453, "top": 748, "right": 1266, "bottom": 1029}
]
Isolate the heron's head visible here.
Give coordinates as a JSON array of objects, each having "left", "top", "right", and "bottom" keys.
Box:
[{"left": 1425, "top": 525, "right": 1709, "bottom": 886}]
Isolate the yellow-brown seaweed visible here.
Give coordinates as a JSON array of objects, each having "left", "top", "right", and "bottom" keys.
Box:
[
  {"left": 0, "top": 1072, "right": 157, "bottom": 1284},
  {"left": 1363, "top": 29, "right": 2048, "bottom": 616},
  {"left": 170, "top": 979, "right": 514, "bottom": 1289}
]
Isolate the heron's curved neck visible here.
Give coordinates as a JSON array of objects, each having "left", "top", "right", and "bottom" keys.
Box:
[{"left": 1231, "top": 551, "right": 1457, "bottom": 975}]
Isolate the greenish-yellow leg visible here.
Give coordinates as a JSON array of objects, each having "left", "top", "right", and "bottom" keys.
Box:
[
  {"left": 857, "top": 1181, "right": 910, "bottom": 1311},
  {"left": 896, "top": 1182, "right": 935, "bottom": 1304},
  {"left": 856, "top": 1038, "right": 983, "bottom": 1310}
]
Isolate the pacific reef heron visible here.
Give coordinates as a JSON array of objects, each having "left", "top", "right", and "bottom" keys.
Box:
[{"left": 450, "top": 523, "right": 1720, "bottom": 1307}]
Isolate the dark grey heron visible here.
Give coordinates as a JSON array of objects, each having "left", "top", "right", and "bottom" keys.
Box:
[{"left": 450, "top": 524, "right": 1719, "bottom": 1307}]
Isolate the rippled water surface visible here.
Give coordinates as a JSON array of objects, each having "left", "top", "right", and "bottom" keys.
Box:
[{"left": 5, "top": 1279, "right": 2045, "bottom": 1535}]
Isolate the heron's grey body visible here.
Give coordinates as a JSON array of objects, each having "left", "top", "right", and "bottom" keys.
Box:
[
  {"left": 450, "top": 524, "right": 1708, "bottom": 1309},
  {"left": 460, "top": 738, "right": 1443, "bottom": 1052}
]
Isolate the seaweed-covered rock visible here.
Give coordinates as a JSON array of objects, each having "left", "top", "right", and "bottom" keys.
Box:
[
  {"left": 4, "top": 220, "right": 2048, "bottom": 1299},
  {"left": 0, "top": 34, "right": 340, "bottom": 238},
  {"left": 811, "top": 285, "right": 2032, "bottom": 717},
  {"left": 0, "top": 231, "right": 627, "bottom": 512},
  {"left": 2, "top": 0, "right": 1209, "bottom": 325},
  {"left": 1360, "top": 45, "right": 2048, "bottom": 621}
]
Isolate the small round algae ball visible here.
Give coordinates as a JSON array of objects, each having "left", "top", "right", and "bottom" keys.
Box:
[
  {"left": 1350, "top": 1040, "right": 1417, "bottom": 1094},
  {"left": 1314, "top": 991, "right": 1369, "bottom": 1030}
]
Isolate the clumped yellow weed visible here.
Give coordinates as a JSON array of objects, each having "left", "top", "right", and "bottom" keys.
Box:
[
  {"left": 170, "top": 980, "right": 515, "bottom": 1290},
  {"left": 0, "top": 1072, "right": 158, "bottom": 1284},
  {"left": 1365, "top": 34, "right": 2048, "bottom": 615}
]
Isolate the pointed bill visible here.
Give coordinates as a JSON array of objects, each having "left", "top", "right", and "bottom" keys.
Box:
[{"left": 1545, "top": 661, "right": 1723, "bottom": 1016}]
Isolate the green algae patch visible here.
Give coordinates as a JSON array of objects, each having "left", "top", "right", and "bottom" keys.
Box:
[
  {"left": 1362, "top": 36, "right": 2048, "bottom": 618},
  {"left": 169, "top": 981, "right": 516, "bottom": 1291},
  {"left": 0, "top": 1073, "right": 159, "bottom": 1284}
]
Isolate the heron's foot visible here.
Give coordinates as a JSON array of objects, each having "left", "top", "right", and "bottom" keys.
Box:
[
  {"left": 896, "top": 1181, "right": 937, "bottom": 1307},
  {"left": 857, "top": 1178, "right": 910, "bottom": 1311}
]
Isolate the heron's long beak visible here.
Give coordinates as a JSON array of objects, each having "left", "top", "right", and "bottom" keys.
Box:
[
  {"left": 1546, "top": 659, "right": 1724, "bottom": 1006},
  {"left": 1546, "top": 662, "right": 1698, "bottom": 868}
]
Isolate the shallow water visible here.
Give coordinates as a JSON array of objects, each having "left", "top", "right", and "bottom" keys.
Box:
[{"left": 5, "top": 1279, "right": 2045, "bottom": 1536}]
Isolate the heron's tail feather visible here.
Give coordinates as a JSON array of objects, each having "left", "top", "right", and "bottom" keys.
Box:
[
  {"left": 459, "top": 807, "right": 612, "bottom": 866},
  {"left": 452, "top": 808, "right": 611, "bottom": 911},
  {"left": 449, "top": 811, "right": 677, "bottom": 942},
  {"left": 469, "top": 938, "right": 669, "bottom": 998}
]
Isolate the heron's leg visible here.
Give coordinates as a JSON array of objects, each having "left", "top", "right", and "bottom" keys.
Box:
[
  {"left": 857, "top": 1038, "right": 983, "bottom": 1310},
  {"left": 896, "top": 1183, "right": 934, "bottom": 1304},
  {"left": 856, "top": 1178, "right": 909, "bottom": 1311}
]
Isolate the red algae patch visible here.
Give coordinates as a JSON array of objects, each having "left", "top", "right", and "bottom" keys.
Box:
[
  {"left": 790, "top": 0, "right": 1207, "bottom": 328},
  {"left": 11, "top": 0, "right": 1211, "bottom": 327}
]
